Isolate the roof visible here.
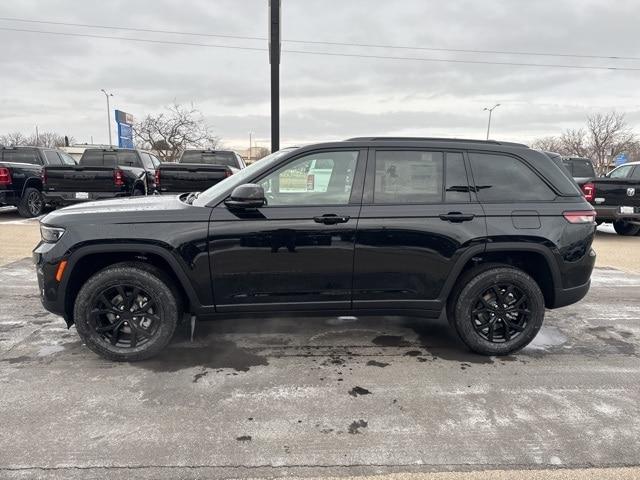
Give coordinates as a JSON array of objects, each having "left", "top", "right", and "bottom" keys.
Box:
[{"left": 345, "top": 137, "right": 528, "bottom": 148}]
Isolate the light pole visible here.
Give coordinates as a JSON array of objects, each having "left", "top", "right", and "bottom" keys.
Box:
[
  {"left": 100, "top": 89, "right": 114, "bottom": 146},
  {"left": 248, "top": 131, "right": 253, "bottom": 163},
  {"left": 483, "top": 103, "right": 500, "bottom": 140}
]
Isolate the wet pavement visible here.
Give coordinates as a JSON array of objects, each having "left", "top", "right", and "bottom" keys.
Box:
[{"left": 1, "top": 259, "right": 639, "bottom": 478}]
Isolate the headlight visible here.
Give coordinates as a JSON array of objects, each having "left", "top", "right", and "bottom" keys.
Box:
[{"left": 40, "top": 225, "right": 66, "bottom": 243}]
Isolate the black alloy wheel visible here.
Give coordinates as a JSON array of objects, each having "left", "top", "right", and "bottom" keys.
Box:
[
  {"left": 90, "top": 284, "right": 160, "bottom": 348},
  {"left": 471, "top": 284, "right": 529, "bottom": 343}
]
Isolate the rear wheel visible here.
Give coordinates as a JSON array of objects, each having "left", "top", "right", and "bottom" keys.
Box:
[
  {"left": 73, "top": 263, "right": 179, "bottom": 361},
  {"left": 613, "top": 220, "right": 640, "bottom": 236},
  {"left": 448, "top": 265, "right": 545, "bottom": 356},
  {"left": 17, "top": 187, "right": 44, "bottom": 218},
  {"left": 133, "top": 186, "right": 145, "bottom": 196}
]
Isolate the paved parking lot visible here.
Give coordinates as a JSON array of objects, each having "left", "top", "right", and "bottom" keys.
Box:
[{"left": 1, "top": 205, "right": 640, "bottom": 478}]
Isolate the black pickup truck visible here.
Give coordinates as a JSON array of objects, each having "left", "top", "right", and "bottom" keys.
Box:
[
  {"left": 42, "top": 148, "right": 160, "bottom": 206},
  {"left": 155, "top": 150, "right": 245, "bottom": 194},
  {"left": 0, "top": 146, "right": 77, "bottom": 217},
  {"left": 581, "top": 161, "right": 640, "bottom": 235}
]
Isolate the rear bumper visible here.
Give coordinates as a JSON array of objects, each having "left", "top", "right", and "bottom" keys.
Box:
[
  {"left": 549, "top": 248, "right": 596, "bottom": 309},
  {"left": 0, "top": 190, "right": 18, "bottom": 205},
  {"left": 595, "top": 206, "right": 640, "bottom": 223},
  {"left": 43, "top": 191, "right": 127, "bottom": 206},
  {"left": 552, "top": 280, "right": 591, "bottom": 309}
]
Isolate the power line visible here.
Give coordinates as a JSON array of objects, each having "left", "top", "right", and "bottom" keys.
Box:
[
  {"left": 2, "top": 26, "right": 640, "bottom": 72},
  {"left": 1, "top": 16, "right": 639, "bottom": 62}
]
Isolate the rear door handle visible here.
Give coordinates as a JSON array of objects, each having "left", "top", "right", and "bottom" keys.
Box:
[
  {"left": 439, "top": 212, "right": 475, "bottom": 223},
  {"left": 313, "top": 214, "right": 351, "bottom": 225}
]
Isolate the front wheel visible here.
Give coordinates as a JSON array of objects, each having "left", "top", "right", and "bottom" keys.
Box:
[
  {"left": 448, "top": 265, "right": 545, "bottom": 356},
  {"left": 613, "top": 220, "right": 640, "bottom": 236},
  {"left": 73, "top": 263, "right": 179, "bottom": 361}
]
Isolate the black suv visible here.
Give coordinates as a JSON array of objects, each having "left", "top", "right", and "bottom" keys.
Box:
[{"left": 34, "top": 138, "right": 596, "bottom": 361}]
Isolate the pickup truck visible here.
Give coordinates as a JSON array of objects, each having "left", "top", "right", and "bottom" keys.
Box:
[
  {"left": 581, "top": 161, "right": 640, "bottom": 235},
  {"left": 0, "top": 146, "right": 77, "bottom": 217},
  {"left": 42, "top": 148, "right": 160, "bottom": 207},
  {"left": 155, "top": 150, "right": 245, "bottom": 194}
]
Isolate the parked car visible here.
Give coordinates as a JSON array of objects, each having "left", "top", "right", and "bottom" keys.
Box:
[
  {"left": 581, "top": 161, "right": 640, "bottom": 235},
  {"left": 155, "top": 149, "right": 245, "bottom": 194},
  {"left": 34, "top": 137, "right": 596, "bottom": 361},
  {"left": 42, "top": 148, "right": 160, "bottom": 207},
  {"left": 0, "top": 146, "right": 76, "bottom": 217}
]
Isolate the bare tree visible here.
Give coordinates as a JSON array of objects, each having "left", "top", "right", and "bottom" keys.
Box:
[
  {"left": 133, "top": 103, "right": 221, "bottom": 162},
  {"left": 530, "top": 136, "right": 565, "bottom": 154},
  {"left": 559, "top": 128, "right": 590, "bottom": 158},
  {"left": 0, "top": 131, "right": 73, "bottom": 147},
  {"left": 585, "top": 112, "right": 636, "bottom": 174},
  {"left": 0, "top": 132, "right": 28, "bottom": 146}
]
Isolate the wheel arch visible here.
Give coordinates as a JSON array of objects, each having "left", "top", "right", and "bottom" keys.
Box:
[
  {"left": 441, "top": 243, "right": 560, "bottom": 308},
  {"left": 61, "top": 244, "right": 201, "bottom": 325},
  {"left": 21, "top": 177, "right": 43, "bottom": 196}
]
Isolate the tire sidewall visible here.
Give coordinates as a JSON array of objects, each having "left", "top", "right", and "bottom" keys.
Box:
[
  {"left": 19, "top": 187, "right": 44, "bottom": 218},
  {"left": 613, "top": 220, "right": 640, "bottom": 236},
  {"left": 453, "top": 268, "right": 545, "bottom": 356},
  {"left": 74, "top": 266, "right": 178, "bottom": 361}
]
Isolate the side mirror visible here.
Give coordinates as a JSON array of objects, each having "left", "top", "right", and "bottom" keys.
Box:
[{"left": 225, "top": 183, "right": 265, "bottom": 209}]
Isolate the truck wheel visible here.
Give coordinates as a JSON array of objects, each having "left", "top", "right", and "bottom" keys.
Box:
[
  {"left": 17, "top": 187, "right": 44, "bottom": 218},
  {"left": 613, "top": 220, "right": 640, "bottom": 236},
  {"left": 447, "top": 264, "right": 544, "bottom": 356},
  {"left": 133, "top": 186, "right": 145, "bottom": 196},
  {"left": 73, "top": 263, "right": 179, "bottom": 361}
]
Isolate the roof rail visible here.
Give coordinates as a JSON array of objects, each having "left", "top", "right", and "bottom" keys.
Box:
[{"left": 344, "top": 137, "right": 528, "bottom": 147}]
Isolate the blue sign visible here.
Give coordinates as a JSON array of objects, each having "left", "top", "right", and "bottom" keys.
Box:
[
  {"left": 614, "top": 153, "right": 628, "bottom": 166},
  {"left": 115, "top": 110, "right": 134, "bottom": 148},
  {"left": 118, "top": 123, "right": 134, "bottom": 149}
]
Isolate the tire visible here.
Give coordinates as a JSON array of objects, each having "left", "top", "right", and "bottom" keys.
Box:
[
  {"left": 73, "top": 263, "right": 179, "bottom": 361},
  {"left": 613, "top": 220, "right": 640, "bottom": 236},
  {"left": 447, "top": 264, "right": 545, "bottom": 356},
  {"left": 17, "top": 187, "right": 44, "bottom": 218},
  {"left": 133, "top": 186, "right": 145, "bottom": 196}
]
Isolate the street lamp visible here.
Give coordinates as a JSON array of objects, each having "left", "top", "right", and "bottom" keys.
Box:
[
  {"left": 100, "top": 89, "right": 114, "bottom": 146},
  {"left": 483, "top": 103, "right": 501, "bottom": 140}
]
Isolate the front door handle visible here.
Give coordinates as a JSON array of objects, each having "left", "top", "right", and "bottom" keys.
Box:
[
  {"left": 439, "top": 212, "right": 475, "bottom": 223},
  {"left": 313, "top": 214, "right": 350, "bottom": 225}
]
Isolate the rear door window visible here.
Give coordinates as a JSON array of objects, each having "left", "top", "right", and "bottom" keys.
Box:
[
  {"left": 469, "top": 153, "right": 556, "bottom": 202},
  {"left": 2, "top": 149, "right": 40, "bottom": 164},
  {"left": 374, "top": 150, "right": 444, "bottom": 204},
  {"left": 43, "top": 150, "right": 62, "bottom": 165}
]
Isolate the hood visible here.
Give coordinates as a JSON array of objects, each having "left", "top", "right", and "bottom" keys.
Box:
[{"left": 41, "top": 194, "right": 211, "bottom": 227}]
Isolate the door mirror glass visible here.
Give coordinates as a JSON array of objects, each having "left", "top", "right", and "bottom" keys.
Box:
[{"left": 225, "top": 183, "right": 265, "bottom": 209}]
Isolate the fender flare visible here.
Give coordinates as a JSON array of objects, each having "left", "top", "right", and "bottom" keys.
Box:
[
  {"left": 62, "top": 242, "right": 207, "bottom": 315},
  {"left": 21, "top": 176, "right": 43, "bottom": 197}
]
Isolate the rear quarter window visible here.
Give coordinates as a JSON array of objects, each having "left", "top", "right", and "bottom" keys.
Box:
[{"left": 469, "top": 153, "right": 556, "bottom": 202}]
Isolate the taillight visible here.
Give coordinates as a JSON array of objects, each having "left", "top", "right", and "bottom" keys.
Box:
[
  {"left": 155, "top": 169, "right": 160, "bottom": 186},
  {"left": 0, "top": 167, "right": 12, "bottom": 185},
  {"left": 581, "top": 182, "right": 595, "bottom": 202},
  {"left": 306, "top": 174, "right": 315, "bottom": 191},
  {"left": 114, "top": 169, "right": 124, "bottom": 187},
  {"left": 563, "top": 210, "right": 596, "bottom": 224}
]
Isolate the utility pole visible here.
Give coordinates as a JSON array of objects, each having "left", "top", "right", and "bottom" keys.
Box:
[
  {"left": 35, "top": 125, "right": 39, "bottom": 146},
  {"left": 249, "top": 131, "right": 253, "bottom": 163},
  {"left": 269, "top": 0, "right": 281, "bottom": 152},
  {"left": 100, "top": 89, "right": 114, "bottom": 146},
  {"left": 483, "top": 103, "right": 500, "bottom": 140}
]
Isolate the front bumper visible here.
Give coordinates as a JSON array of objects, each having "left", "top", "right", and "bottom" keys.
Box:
[{"left": 33, "top": 242, "right": 69, "bottom": 323}]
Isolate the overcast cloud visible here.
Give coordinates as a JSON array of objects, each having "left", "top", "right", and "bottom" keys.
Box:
[{"left": 1, "top": 0, "right": 639, "bottom": 150}]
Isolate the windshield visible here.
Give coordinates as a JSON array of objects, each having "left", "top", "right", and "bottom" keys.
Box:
[{"left": 192, "top": 148, "right": 296, "bottom": 206}]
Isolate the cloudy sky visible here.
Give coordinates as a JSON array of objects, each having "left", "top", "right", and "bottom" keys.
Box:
[{"left": 1, "top": 0, "right": 640, "bottom": 150}]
